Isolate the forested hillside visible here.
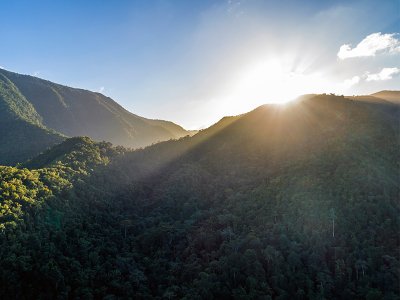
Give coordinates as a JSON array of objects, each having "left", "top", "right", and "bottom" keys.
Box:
[
  {"left": 0, "top": 69, "right": 191, "bottom": 165},
  {"left": 0, "top": 94, "right": 399, "bottom": 299},
  {"left": 0, "top": 73, "right": 64, "bottom": 165}
]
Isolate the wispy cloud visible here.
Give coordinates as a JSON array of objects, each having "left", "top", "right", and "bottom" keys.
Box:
[
  {"left": 32, "top": 71, "right": 40, "bottom": 76},
  {"left": 99, "top": 86, "right": 105, "bottom": 93},
  {"left": 338, "top": 32, "right": 400, "bottom": 60},
  {"left": 366, "top": 67, "right": 400, "bottom": 81},
  {"left": 0, "top": 66, "right": 4, "bottom": 69}
]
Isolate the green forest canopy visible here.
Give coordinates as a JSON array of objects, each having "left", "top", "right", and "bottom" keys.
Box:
[{"left": 0, "top": 94, "right": 399, "bottom": 299}]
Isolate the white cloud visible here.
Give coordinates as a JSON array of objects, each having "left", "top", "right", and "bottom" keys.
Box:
[
  {"left": 337, "top": 32, "right": 400, "bottom": 59},
  {"left": 99, "top": 86, "right": 105, "bottom": 93},
  {"left": 0, "top": 66, "right": 4, "bottom": 69},
  {"left": 343, "top": 75, "right": 360, "bottom": 87},
  {"left": 366, "top": 67, "right": 400, "bottom": 81},
  {"left": 343, "top": 68, "right": 399, "bottom": 87},
  {"left": 32, "top": 71, "right": 40, "bottom": 76}
]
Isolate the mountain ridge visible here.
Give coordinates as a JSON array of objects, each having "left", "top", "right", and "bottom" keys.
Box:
[
  {"left": 0, "top": 68, "right": 192, "bottom": 147},
  {"left": 0, "top": 68, "right": 193, "bottom": 165}
]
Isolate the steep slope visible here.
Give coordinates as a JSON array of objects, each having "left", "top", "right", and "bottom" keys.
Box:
[
  {"left": 0, "top": 73, "right": 64, "bottom": 165},
  {"left": 0, "top": 69, "right": 191, "bottom": 150}
]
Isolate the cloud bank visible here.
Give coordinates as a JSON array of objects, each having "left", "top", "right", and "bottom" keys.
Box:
[
  {"left": 366, "top": 67, "right": 400, "bottom": 81},
  {"left": 338, "top": 32, "right": 400, "bottom": 59}
]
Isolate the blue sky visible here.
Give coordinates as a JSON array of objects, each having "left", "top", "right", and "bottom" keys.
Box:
[{"left": 1, "top": 0, "right": 399, "bottom": 129}]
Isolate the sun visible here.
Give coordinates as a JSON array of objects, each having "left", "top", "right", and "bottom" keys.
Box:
[
  {"left": 234, "top": 60, "right": 290, "bottom": 102},
  {"left": 203, "top": 57, "right": 333, "bottom": 127},
  {"left": 219, "top": 58, "right": 332, "bottom": 114}
]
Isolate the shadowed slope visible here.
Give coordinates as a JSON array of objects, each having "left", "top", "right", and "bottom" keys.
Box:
[
  {"left": 74, "top": 94, "right": 399, "bottom": 298},
  {"left": 0, "top": 69, "right": 191, "bottom": 150},
  {"left": 100, "top": 93, "right": 399, "bottom": 194},
  {"left": 0, "top": 73, "right": 64, "bottom": 165}
]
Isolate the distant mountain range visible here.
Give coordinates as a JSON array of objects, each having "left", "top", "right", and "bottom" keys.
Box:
[
  {"left": 0, "top": 67, "right": 399, "bottom": 167},
  {"left": 0, "top": 68, "right": 193, "bottom": 164}
]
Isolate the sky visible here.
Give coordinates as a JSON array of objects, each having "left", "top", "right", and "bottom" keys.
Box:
[{"left": 1, "top": 0, "right": 399, "bottom": 129}]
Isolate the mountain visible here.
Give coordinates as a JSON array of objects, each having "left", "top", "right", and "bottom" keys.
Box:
[
  {"left": 101, "top": 93, "right": 399, "bottom": 194},
  {"left": 0, "top": 68, "right": 192, "bottom": 165},
  {"left": 370, "top": 90, "right": 400, "bottom": 104},
  {"left": 0, "top": 93, "right": 398, "bottom": 299},
  {"left": 0, "top": 72, "right": 64, "bottom": 165},
  {"left": 346, "top": 90, "right": 400, "bottom": 105}
]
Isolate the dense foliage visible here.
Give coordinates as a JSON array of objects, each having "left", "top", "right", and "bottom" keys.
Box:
[
  {"left": 0, "top": 72, "right": 64, "bottom": 165},
  {"left": 0, "top": 95, "right": 399, "bottom": 299},
  {"left": 0, "top": 120, "right": 63, "bottom": 166}
]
